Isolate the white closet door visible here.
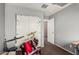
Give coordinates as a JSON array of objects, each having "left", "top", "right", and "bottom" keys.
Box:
[
  {"left": 29, "top": 17, "right": 40, "bottom": 31},
  {"left": 16, "top": 15, "right": 41, "bottom": 46},
  {"left": 29, "top": 16, "right": 41, "bottom": 35},
  {"left": 29, "top": 16, "right": 41, "bottom": 46},
  {"left": 48, "top": 18, "right": 54, "bottom": 44},
  {"left": 16, "top": 15, "right": 29, "bottom": 36}
]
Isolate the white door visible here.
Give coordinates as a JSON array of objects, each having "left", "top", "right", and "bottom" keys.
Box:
[{"left": 47, "top": 18, "right": 54, "bottom": 44}]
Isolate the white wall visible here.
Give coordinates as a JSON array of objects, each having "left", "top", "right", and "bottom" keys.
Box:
[
  {"left": 53, "top": 3, "right": 79, "bottom": 54},
  {"left": 0, "top": 3, "right": 5, "bottom": 51},
  {"left": 5, "top": 4, "right": 44, "bottom": 48}
]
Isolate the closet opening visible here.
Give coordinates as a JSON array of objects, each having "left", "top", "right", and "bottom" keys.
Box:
[{"left": 16, "top": 15, "right": 43, "bottom": 47}]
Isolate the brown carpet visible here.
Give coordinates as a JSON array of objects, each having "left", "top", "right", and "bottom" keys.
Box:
[{"left": 41, "top": 37, "right": 72, "bottom": 55}]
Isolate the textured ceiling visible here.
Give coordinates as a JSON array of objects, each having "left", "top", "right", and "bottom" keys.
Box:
[{"left": 6, "top": 3, "right": 72, "bottom": 17}]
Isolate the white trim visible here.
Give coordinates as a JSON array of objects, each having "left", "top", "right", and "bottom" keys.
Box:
[
  {"left": 48, "top": 41, "right": 54, "bottom": 45},
  {"left": 55, "top": 44, "right": 75, "bottom": 55}
]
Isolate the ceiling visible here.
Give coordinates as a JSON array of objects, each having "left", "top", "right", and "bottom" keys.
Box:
[{"left": 6, "top": 3, "right": 72, "bottom": 17}]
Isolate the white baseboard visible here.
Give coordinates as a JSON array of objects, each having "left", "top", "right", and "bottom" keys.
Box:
[{"left": 55, "top": 44, "right": 75, "bottom": 55}]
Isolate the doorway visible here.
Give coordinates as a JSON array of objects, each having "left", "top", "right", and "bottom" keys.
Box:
[
  {"left": 44, "top": 18, "right": 54, "bottom": 46},
  {"left": 47, "top": 18, "right": 54, "bottom": 44},
  {"left": 44, "top": 21, "right": 48, "bottom": 45}
]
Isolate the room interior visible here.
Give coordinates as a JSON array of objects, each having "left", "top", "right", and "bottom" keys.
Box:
[{"left": 0, "top": 3, "right": 79, "bottom": 55}]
